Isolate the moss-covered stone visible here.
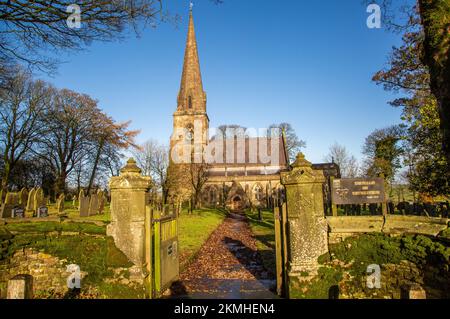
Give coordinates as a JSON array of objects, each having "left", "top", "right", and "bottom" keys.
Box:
[{"left": 290, "top": 233, "right": 450, "bottom": 299}]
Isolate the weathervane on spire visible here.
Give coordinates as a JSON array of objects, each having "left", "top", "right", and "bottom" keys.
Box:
[{"left": 189, "top": 1, "right": 194, "bottom": 12}]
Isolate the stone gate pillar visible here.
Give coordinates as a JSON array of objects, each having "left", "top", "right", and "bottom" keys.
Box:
[
  {"left": 281, "top": 153, "right": 328, "bottom": 292},
  {"left": 107, "top": 158, "right": 151, "bottom": 266}
]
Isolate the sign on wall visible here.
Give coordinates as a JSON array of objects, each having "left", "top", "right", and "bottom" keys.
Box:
[{"left": 331, "top": 178, "right": 385, "bottom": 205}]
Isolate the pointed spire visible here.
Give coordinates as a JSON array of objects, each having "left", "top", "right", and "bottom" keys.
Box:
[{"left": 177, "top": 8, "right": 206, "bottom": 112}]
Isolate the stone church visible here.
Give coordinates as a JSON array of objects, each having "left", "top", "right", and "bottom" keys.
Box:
[{"left": 168, "top": 9, "right": 290, "bottom": 211}]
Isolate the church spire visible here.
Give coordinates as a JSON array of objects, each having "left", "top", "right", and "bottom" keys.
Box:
[{"left": 177, "top": 7, "right": 206, "bottom": 112}]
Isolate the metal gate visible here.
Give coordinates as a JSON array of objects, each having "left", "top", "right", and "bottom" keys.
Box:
[{"left": 145, "top": 204, "right": 180, "bottom": 298}]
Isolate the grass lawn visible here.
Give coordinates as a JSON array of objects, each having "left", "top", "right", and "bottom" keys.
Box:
[
  {"left": 246, "top": 209, "right": 276, "bottom": 276},
  {"left": 4, "top": 221, "right": 106, "bottom": 235},
  {"left": 177, "top": 208, "right": 226, "bottom": 269},
  {"left": 56, "top": 201, "right": 111, "bottom": 223}
]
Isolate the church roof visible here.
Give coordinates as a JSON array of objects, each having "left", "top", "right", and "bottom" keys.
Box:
[{"left": 206, "top": 136, "right": 288, "bottom": 167}]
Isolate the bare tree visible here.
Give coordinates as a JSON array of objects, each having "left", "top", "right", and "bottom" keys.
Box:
[
  {"left": 189, "top": 162, "right": 209, "bottom": 211},
  {"left": 133, "top": 139, "right": 170, "bottom": 203},
  {"left": 0, "top": 68, "right": 52, "bottom": 191},
  {"left": 324, "top": 143, "right": 360, "bottom": 178},
  {"left": 269, "top": 123, "right": 306, "bottom": 163}
]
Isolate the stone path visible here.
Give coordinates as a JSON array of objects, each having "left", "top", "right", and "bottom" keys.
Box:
[{"left": 168, "top": 212, "right": 277, "bottom": 299}]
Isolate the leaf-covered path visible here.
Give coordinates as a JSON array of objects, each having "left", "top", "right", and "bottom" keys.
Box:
[{"left": 169, "top": 212, "right": 277, "bottom": 299}]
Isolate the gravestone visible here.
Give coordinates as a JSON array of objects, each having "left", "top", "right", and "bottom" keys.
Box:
[
  {"left": 281, "top": 153, "right": 328, "bottom": 296},
  {"left": 7, "top": 274, "right": 33, "bottom": 299},
  {"left": 26, "top": 188, "right": 36, "bottom": 213},
  {"left": 33, "top": 188, "right": 46, "bottom": 216},
  {"left": 12, "top": 207, "right": 25, "bottom": 218},
  {"left": 19, "top": 188, "right": 28, "bottom": 208},
  {"left": 97, "top": 190, "right": 105, "bottom": 214},
  {"left": 72, "top": 194, "right": 77, "bottom": 208},
  {"left": 107, "top": 158, "right": 151, "bottom": 266},
  {"left": 56, "top": 194, "right": 65, "bottom": 213},
  {"left": 36, "top": 206, "right": 49, "bottom": 218},
  {"left": 79, "top": 190, "right": 90, "bottom": 217},
  {"left": 88, "top": 194, "right": 99, "bottom": 216},
  {"left": 0, "top": 192, "right": 19, "bottom": 218}
]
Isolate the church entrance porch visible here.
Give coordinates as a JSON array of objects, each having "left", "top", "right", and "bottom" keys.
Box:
[{"left": 231, "top": 196, "right": 245, "bottom": 212}]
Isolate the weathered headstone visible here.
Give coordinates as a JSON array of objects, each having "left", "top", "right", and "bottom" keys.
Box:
[
  {"left": 7, "top": 274, "right": 33, "bottom": 299},
  {"left": 79, "top": 190, "right": 90, "bottom": 217},
  {"left": 19, "top": 188, "right": 28, "bottom": 208},
  {"left": 33, "top": 188, "right": 47, "bottom": 217},
  {"left": 12, "top": 207, "right": 25, "bottom": 218},
  {"left": 56, "top": 194, "right": 65, "bottom": 213},
  {"left": 26, "top": 188, "right": 36, "bottom": 213},
  {"left": 5, "top": 192, "right": 19, "bottom": 205},
  {"left": 72, "top": 194, "right": 77, "bottom": 208},
  {"left": 0, "top": 192, "right": 19, "bottom": 218},
  {"left": 36, "top": 206, "right": 49, "bottom": 218},
  {"left": 281, "top": 153, "right": 328, "bottom": 296},
  {"left": 107, "top": 158, "right": 151, "bottom": 266},
  {"left": 97, "top": 190, "right": 105, "bottom": 214},
  {"left": 88, "top": 194, "right": 99, "bottom": 216}
]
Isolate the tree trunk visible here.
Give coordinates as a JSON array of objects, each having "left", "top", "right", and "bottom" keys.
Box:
[
  {"left": 1, "top": 162, "right": 11, "bottom": 193},
  {"left": 55, "top": 170, "right": 67, "bottom": 196},
  {"left": 87, "top": 140, "right": 104, "bottom": 194},
  {"left": 418, "top": 0, "right": 450, "bottom": 163}
]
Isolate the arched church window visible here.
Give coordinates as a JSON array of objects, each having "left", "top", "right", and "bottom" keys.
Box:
[{"left": 188, "top": 96, "right": 192, "bottom": 109}]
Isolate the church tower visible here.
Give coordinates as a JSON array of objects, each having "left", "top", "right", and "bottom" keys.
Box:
[{"left": 170, "top": 7, "right": 209, "bottom": 163}]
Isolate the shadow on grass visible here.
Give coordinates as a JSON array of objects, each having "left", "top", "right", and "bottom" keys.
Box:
[
  {"left": 254, "top": 234, "right": 275, "bottom": 250},
  {"left": 223, "top": 236, "right": 275, "bottom": 283}
]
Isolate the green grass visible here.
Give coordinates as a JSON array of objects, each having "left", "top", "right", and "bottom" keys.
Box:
[
  {"left": 246, "top": 209, "right": 276, "bottom": 275},
  {"left": 63, "top": 202, "right": 111, "bottom": 222},
  {"left": 178, "top": 208, "right": 226, "bottom": 268},
  {"left": 4, "top": 221, "right": 106, "bottom": 235}
]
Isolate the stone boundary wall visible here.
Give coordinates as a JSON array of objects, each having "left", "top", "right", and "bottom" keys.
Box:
[
  {"left": 327, "top": 215, "right": 449, "bottom": 243},
  {"left": 0, "top": 248, "right": 72, "bottom": 298}
]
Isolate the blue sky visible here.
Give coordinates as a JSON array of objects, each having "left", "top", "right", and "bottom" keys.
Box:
[{"left": 39, "top": 0, "right": 408, "bottom": 164}]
